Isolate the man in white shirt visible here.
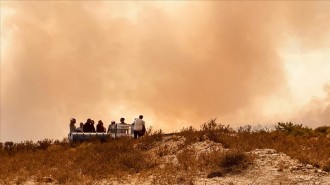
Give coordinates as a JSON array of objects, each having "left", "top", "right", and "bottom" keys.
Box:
[
  {"left": 133, "top": 115, "right": 146, "bottom": 138},
  {"left": 117, "top": 118, "right": 130, "bottom": 137},
  {"left": 76, "top": 122, "right": 84, "bottom": 132}
]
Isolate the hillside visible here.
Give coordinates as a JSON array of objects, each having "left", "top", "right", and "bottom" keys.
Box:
[{"left": 1, "top": 120, "right": 330, "bottom": 184}]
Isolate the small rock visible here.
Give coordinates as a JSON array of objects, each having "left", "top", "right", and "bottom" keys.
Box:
[
  {"left": 294, "top": 164, "right": 304, "bottom": 170},
  {"left": 266, "top": 149, "right": 277, "bottom": 154},
  {"left": 306, "top": 164, "right": 313, "bottom": 169},
  {"left": 290, "top": 166, "right": 301, "bottom": 171},
  {"left": 43, "top": 176, "right": 54, "bottom": 183},
  {"left": 303, "top": 176, "right": 311, "bottom": 181}
]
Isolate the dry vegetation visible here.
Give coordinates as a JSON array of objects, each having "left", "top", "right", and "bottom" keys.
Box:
[{"left": 1, "top": 119, "right": 330, "bottom": 184}]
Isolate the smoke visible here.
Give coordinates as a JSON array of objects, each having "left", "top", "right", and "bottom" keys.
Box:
[
  {"left": 292, "top": 84, "right": 330, "bottom": 127},
  {"left": 1, "top": 1, "right": 330, "bottom": 141}
]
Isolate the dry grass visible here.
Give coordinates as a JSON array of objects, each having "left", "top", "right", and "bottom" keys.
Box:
[
  {"left": 323, "top": 160, "right": 330, "bottom": 172},
  {"left": 0, "top": 137, "right": 157, "bottom": 184},
  {"left": 1, "top": 120, "right": 329, "bottom": 184},
  {"left": 203, "top": 149, "right": 253, "bottom": 178},
  {"left": 179, "top": 119, "right": 330, "bottom": 170}
]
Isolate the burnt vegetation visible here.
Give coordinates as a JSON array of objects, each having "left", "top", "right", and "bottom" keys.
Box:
[{"left": 1, "top": 119, "right": 330, "bottom": 184}]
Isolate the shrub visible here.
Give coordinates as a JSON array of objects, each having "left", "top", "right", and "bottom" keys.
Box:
[
  {"left": 4, "top": 141, "right": 14, "bottom": 151},
  {"left": 219, "top": 150, "right": 252, "bottom": 173},
  {"left": 275, "top": 122, "right": 313, "bottom": 136},
  {"left": 200, "top": 119, "right": 232, "bottom": 134},
  {"left": 314, "top": 126, "right": 330, "bottom": 135},
  {"left": 177, "top": 148, "right": 198, "bottom": 171},
  {"left": 322, "top": 160, "right": 330, "bottom": 172},
  {"left": 204, "top": 149, "right": 252, "bottom": 178},
  {"left": 137, "top": 129, "right": 163, "bottom": 151},
  {"left": 179, "top": 126, "right": 200, "bottom": 145},
  {"left": 207, "top": 170, "right": 224, "bottom": 178},
  {"left": 238, "top": 125, "right": 252, "bottom": 134},
  {"left": 199, "top": 119, "right": 234, "bottom": 144},
  {"left": 14, "top": 140, "right": 36, "bottom": 152},
  {"left": 37, "top": 139, "right": 53, "bottom": 150}
]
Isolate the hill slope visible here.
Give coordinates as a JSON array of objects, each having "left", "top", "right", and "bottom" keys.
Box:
[{"left": 1, "top": 121, "right": 330, "bottom": 184}]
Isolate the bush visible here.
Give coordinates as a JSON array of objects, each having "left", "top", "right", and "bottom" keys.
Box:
[
  {"left": 204, "top": 149, "right": 252, "bottom": 178},
  {"left": 37, "top": 139, "right": 53, "bottom": 150},
  {"left": 14, "top": 140, "right": 36, "bottom": 152},
  {"left": 200, "top": 119, "right": 232, "bottom": 133},
  {"left": 137, "top": 129, "right": 163, "bottom": 151},
  {"left": 207, "top": 170, "right": 224, "bottom": 178},
  {"left": 219, "top": 150, "right": 252, "bottom": 173},
  {"left": 314, "top": 126, "right": 330, "bottom": 135},
  {"left": 322, "top": 160, "right": 330, "bottom": 172},
  {"left": 275, "top": 122, "right": 313, "bottom": 136},
  {"left": 177, "top": 148, "right": 198, "bottom": 171}
]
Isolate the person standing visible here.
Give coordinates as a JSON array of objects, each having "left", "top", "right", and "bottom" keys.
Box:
[
  {"left": 90, "top": 120, "right": 96, "bottom": 132},
  {"left": 117, "top": 118, "right": 129, "bottom": 134},
  {"left": 83, "top": 118, "right": 92, "bottom": 132},
  {"left": 131, "top": 118, "right": 137, "bottom": 137},
  {"left": 76, "top": 122, "right": 84, "bottom": 132},
  {"left": 107, "top": 121, "right": 117, "bottom": 134},
  {"left": 69, "top": 118, "right": 77, "bottom": 133},
  {"left": 133, "top": 115, "right": 145, "bottom": 138},
  {"left": 96, "top": 120, "right": 106, "bottom": 132}
]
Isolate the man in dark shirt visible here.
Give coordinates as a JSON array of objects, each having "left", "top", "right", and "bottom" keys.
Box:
[{"left": 83, "top": 118, "right": 92, "bottom": 132}]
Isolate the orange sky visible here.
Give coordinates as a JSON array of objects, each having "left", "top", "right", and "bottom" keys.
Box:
[{"left": 1, "top": 1, "right": 330, "bottom": 142}]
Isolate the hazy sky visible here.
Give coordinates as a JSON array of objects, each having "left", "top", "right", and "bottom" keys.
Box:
[{"left": 1, "top": 1, "right": 330, "bottom": 142}]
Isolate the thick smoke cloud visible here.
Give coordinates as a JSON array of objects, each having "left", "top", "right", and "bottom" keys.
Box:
[
  {"left": 293, "top": 84, "right": 330, "bottom": 127},
  {"left": 1, "top": 2, "right": 330, "bottom": 141}
]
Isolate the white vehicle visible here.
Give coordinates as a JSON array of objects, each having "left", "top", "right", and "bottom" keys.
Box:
[{"left": 69, "top": 124, "right": 133, "bottom": 142}]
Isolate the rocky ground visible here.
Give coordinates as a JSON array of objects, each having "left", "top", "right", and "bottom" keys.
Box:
[
  {"left": 90, "top": 136, "right": 330, "bottom": 185},
  {"left": 195, "top": 149, "right": 330, "bottom": 185},
  {"left": 17, "top": 135, "right": 330, "bottom": 185}
]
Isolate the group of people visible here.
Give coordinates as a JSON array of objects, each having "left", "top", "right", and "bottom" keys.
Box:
[
  {"left": 69, "top": 118, "right": 106, "bottom": 133},
  {"left": 69, "top": 115, "right": 146, "bottom": 138}
]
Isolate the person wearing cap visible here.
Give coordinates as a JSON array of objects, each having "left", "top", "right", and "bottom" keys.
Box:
[
  {"left": 107, "top": 120, "right": 117, "bottom": 134},
  {"left": 69, "top": 118, "right": 77, "bottom": 133}
]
